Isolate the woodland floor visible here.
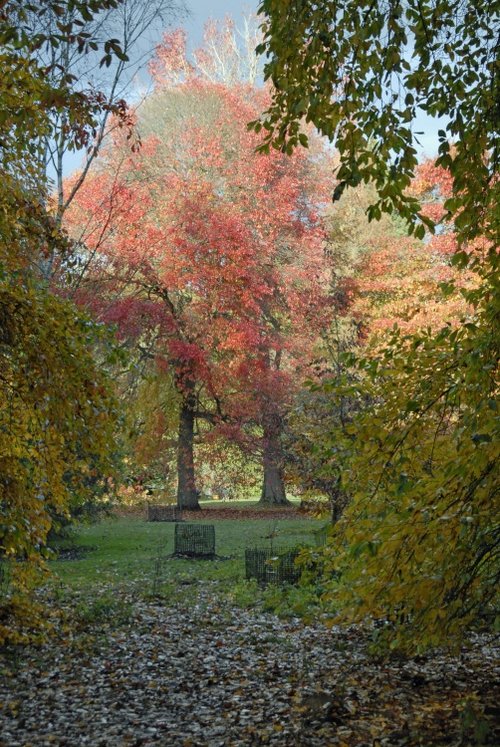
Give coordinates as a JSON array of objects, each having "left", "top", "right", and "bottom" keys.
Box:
[{"left": 0, "top": 511, "right": 499, "bottom": 747}]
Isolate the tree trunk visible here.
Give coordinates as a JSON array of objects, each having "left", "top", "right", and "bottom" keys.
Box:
[
  {"left": 176, "top": 396, "right": 201, "bottom": 510},
  {"left": 259, "top": 412, "right": 290, "bottom": 506}
]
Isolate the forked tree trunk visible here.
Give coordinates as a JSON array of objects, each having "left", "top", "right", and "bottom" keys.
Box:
[
  {"left": 176, "top": 396, "right": 201, "bottom": 510},
  {"left": 259, "top": 412, "right": 290, "bottom": 506}
]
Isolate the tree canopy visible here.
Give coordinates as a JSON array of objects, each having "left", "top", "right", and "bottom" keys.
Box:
[
  {"left": 0, "top": 0, "right": 130, "bottom": 643},
  {"left": 254, "top": 0, "right": 499, "bottom": 246},
  {"left": 2, "top": 2, "right": 498, "bottom": 652},
  {"left": 65, "top": 21, "right": 333, "bottom": 510},
  {"left": 255, "top": 0, "right": 499, "bottom": 650}
]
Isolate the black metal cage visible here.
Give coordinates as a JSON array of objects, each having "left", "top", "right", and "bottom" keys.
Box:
[
  {"left": 174, "top": 524, "right": 216, "bottom": 558},
  {"left": 245, "top": 547, "right": 301, "bottom": 585},
  {"left": 147, "top": 504, "right": 182, "bottom": 522}
]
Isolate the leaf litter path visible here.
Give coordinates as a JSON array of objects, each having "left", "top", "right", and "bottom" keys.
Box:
[{"left": 0, "top": 588, "right": 498, "bottom": 747}]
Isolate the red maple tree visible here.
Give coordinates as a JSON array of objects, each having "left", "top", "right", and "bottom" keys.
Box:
[{"left": 66, "top": 21, "right": 332, "bottom": 509}]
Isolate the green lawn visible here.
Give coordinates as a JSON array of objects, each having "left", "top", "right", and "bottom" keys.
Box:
[{"left": 50, "top": 513, "right": 324, "bottom": 607}]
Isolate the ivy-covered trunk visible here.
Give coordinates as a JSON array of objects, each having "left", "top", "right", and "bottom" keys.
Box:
[
  {"left": 176, "top": 395, "right": 200, "bottom": 510},
  {"left": 259, "top": 411, "right": 290, "bottom": 506}
]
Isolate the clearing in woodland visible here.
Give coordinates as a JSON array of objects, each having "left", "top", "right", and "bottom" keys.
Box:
[{"left": 1, "top": 507, "right": 498, "bottom": 747}]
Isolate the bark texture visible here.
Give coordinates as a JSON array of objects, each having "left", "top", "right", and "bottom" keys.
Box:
[
  {"left": 176, "top": 396, "right": 201, "bottom": 510},
  {"left": 259, "top": 412, "right": 290, "bottom": 506}
]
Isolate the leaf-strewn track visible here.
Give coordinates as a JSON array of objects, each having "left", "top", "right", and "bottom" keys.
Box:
[{"left": 1, "top": 587, "right": 498, "bottom": 746}]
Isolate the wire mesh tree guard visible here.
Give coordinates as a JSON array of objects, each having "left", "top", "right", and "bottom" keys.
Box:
[
  {"left": 245, "top": 547, "right": 301, "bottom": 586},
  {"left": 0, "top": 557, "right": 13, "bottom": 608},
  {"left": 173, "top": 524, "right": 216, "bottom": 559},
  {"left": 314, "top": 523, "right": 331, "bottom": 547},
  {"left": 147, "top": 504, "right": 183, "bottom": 522},
  {"left": 0, "top": 558, "right": 9, "bottom": 598}
]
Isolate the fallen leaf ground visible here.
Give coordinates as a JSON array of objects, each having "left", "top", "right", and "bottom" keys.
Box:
[{"left": 0, "top": 512, "right": 498, "bottom": 746}]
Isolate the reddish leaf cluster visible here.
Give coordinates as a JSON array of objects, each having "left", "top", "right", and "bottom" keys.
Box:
[{"left": 65, "top": 35, "right": 333, "bottom": 506}]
